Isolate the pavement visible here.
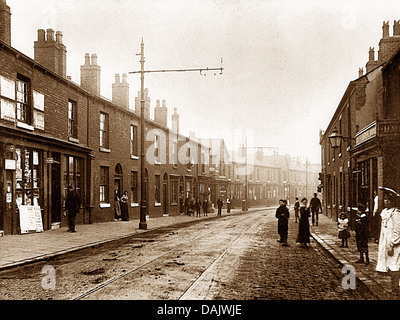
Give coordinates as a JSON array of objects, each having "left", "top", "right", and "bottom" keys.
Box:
[
  {"left": 310, "top": 213, "right": 393, "bottom": 300},
  {"left": 0, "top": 206, "right": 395, "bottom": 299}
]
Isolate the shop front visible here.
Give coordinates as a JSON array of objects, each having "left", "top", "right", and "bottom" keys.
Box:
[{"left": 0, "top": 126, "right": 91, "bottom": 235}]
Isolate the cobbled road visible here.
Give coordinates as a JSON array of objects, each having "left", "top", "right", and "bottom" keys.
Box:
[{"left": 0, "top": 208, "right": 374, "bottom": 300}]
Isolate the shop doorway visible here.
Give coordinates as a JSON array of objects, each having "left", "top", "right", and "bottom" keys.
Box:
[{"left": 51, "top": 154, "right": 61, "bottom": 223}]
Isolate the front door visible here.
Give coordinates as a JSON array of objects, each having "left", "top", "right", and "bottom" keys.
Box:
[{"left": 51, "top": 161, "right": 61, "bottom": 223}]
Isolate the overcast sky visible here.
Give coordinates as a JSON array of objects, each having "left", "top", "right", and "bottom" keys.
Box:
[{"left": 8, "top": 0, "right": 400, "bottom": 163}]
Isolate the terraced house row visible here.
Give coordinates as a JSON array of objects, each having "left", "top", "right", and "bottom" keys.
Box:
[{"left": 0, "top": 0, "right": 320, "bottom": 235}]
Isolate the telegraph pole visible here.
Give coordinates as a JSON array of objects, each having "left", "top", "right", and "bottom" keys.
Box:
[{"left": 129, "top": 39, "right": 223, "bottom": 230}]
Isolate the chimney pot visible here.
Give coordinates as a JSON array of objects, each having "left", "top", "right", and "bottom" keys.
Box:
[
  {"left": 369, "top": 47, "right": 375, "bottom": 62},
  {"left": 37, "top": 29, "right": 46, "bottom": 42},
  {"left": 56, "top": 31, "right": 63, "bottom": 44},
  {"left": 46, "top": 29, "right": 54, "bottom": 42},
  {"left": 91, "top": 53, "right": 98, "bottom": 65},
  {"left": 394, "top": 20, "right": 400, "bottom": 36},
  {"left": 383, "top": 21, "right": 390, "bottom": 38},
  {"left": 115, "top": 73, "right": 120, "bottom": 83},
  {"left": 122, "top": 73, "right": 127, "bottom": 83},
  {"left": 84, "top": 53, "right": 90, "bottom": 65}
]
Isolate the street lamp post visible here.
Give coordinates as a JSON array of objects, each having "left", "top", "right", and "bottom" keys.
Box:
[{"left": 130, "top": 39, "right": 223, "bottom": 230}]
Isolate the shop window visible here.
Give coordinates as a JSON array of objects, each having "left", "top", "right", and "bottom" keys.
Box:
[
  {"left": 63, "top": 156, "right": 83, "bottom": 200},
  {"left": 68, "top": 100, "right": 78, "bottom": 139},
  {"left": 100, "top": 166, "right": 109, "bottom": 203},
  {"left": 15, "top": 148, "right": 42, "bottom": 207}
]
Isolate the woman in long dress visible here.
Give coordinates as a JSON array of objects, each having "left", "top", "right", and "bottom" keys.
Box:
[
  {"left": 120, "top": 190, "right": 129, "bottom": 221},
  {"left": 376, "top": 191, "right": 400, "bottom": 299},
  {"left": 297, "top": 197, "right": 311, "bottom": 248}
]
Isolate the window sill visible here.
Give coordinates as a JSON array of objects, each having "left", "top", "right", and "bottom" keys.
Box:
[
  {"left": 17, "top": 121, "right": 34, "bottom": 131},
  {"left": 155, "top": 202, "right": 161, "bottom": 207},
  {"left": 100, "top": 203, "right": 111, "bottom": 208},
  {"left": 100, "top": 147, "right": 111, "bottom": 153},
  {"left": 130, "top": 155, "right": 139, "bottom": 160},
  {"left": 68, "top": 136, "right": 79, "bottom": 144},
  {"left": 130, "top": 202, "right": 139, "bottom": 208}
]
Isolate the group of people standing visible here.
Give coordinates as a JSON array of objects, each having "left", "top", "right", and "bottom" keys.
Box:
[
  {"left": 337, "top": 188, "right": 400, "bottom": 298},
  {"left": 276, "top": 193, "right": 322, "bottom": 248},
  {"left": 114, "top": 189, "right": 130, "bottom": 222}
]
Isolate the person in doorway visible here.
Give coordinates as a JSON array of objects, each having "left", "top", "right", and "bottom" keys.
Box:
[
  {"left": 65, "top": 186, "right": 81, "bottom": 233},
  {"left": 217, "top": 197, "right": 223, "bottom": 216},
  {"left": 114, "top": 189, "right": 121, "bottom": 221},
  {"left": 354, "top": 203, "right": 370, "bottom": 264},
  {"left": 376, "top": 189, "right": 400, "bottom": 299},
  {"left": 203, "top": 199, "right": 208, "bottom": 217},
  {"left": 309, "top": 193, "right": 322, "bottom": 226},
  {"left": 294, "top": 197, "right": 300, "bottom": 223},
  {"left": 276, "top": 199, "right": 290, "bottom": 246},
  {"left": 297, "top": 198, "right": 310, "bottom": 248},
  {"left": 338, "top": 212, "right": 350, "bottom": 248},
  {"left": 120, "top": 190, "right": 129, "bottom": 221}
]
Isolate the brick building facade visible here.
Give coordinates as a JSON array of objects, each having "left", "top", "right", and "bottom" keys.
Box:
[
  {"left": 320, "top": 20, "right": 400, "bottom": 230},
  {"left": 0, "top": 0, "right": 213, "bottom": 235}
]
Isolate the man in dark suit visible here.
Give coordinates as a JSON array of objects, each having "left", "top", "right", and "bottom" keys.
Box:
[
  {"left": 309, "top": 193, "right": 322, "bottom": 226},
  {"left": 65, "top": 186, "right": 81, "bottom": 233},
  {"left": 276, "top": 199, "right": 290, "bottom": 246},
  {"left": 217, "top": 197, "right": 223, "bottom": 216}
]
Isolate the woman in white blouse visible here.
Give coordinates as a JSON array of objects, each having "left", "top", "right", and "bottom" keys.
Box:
[{"left": 376, "top": 190, "right": 400, "bottom": 299}]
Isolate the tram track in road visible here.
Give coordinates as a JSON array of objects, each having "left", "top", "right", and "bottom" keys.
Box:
[
  {"left": 72, "top": 210, "right": 270, "bottom": 300},
  {"left": 178, "top": 215, "right": 266, "bottom": 300}
]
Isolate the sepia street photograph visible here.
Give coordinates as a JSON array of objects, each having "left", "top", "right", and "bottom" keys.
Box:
[{"left": 1, "top": 0, "right": 400, "bottom": 315}]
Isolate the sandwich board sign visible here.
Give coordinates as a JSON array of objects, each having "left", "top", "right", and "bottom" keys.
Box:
[{"left": 19, "top": 205, "right": 44, "bottom": 234}]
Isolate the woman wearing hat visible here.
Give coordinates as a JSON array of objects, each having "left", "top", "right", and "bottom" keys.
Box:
[{"left": 376, "top": 189, "right": 400, "bottom": 299}]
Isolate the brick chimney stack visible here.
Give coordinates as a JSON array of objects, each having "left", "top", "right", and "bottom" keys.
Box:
[
  {"left": 0, "top": 0, "right": 11, "bottom": 46},
  {"left": 378, "top": 20, "right": 400, "bottom": 63},
  {"left": 80, "top": 53, "right": 101, "bottom": 95},
  {"left": 34, "top": 28, "right": 67, "bottom": 77},
  {"left": 365, "top": 20, "right": 400, "bottom": 73},
  {"left": 154, "top": 99, "right": 168, "bottom": 127},
  {"left": 112, "top": 73, "right": 129, "bottom": 110}
]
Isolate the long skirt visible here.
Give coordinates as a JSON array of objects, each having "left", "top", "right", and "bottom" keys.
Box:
[
  {"left": 297, "top": 219, "right": 310, "bottom": 244},
  {"left": 120, "top": 202, "right": 129, "bottom": 221}
]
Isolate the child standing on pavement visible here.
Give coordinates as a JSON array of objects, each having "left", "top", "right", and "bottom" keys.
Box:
[
  {"left": 338, "top": 212, "right": 350, "bottom": 248},
  {"left": 354, "top": 203, "right": 370, "bottom": 264}
]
